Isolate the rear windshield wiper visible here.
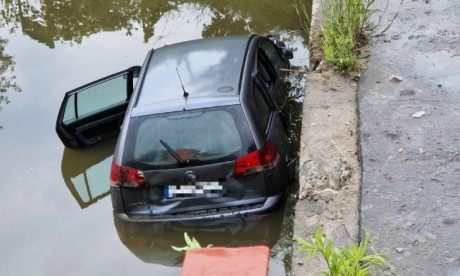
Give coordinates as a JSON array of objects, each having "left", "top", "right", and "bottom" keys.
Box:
[{"left": 159, "top": 140, "right": 188, "bottom": 165}]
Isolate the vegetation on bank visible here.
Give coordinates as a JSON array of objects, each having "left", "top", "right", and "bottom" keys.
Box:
[
  {"left": 295, "top": 227, "right": 388, "bottom": 276},
  {"left": 296, "top": 0, "right": 402, "bottom": 73},
  {"left": 171, "top": 229, "right": 389, "bottom": 276}
]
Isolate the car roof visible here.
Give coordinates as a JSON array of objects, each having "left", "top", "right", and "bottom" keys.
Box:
[{"left": 131, "top": 35, "right": 253, "bottom": 116}]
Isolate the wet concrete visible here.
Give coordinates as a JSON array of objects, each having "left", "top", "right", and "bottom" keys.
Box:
[{"left": 358, "top": 0, "right": 460, "bottom": 274}]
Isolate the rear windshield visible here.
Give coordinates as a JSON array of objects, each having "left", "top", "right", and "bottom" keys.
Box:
[{"left": 123, "top": 105, "right": 254, "bottom": 170}]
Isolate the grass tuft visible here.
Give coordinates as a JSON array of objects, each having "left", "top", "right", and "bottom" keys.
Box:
[
  {"left": 295, "top": 227, "right": 389, "bottom": 275},
  {"left": 320, "top": 0, "right": 378, "bottom": 72},
  {"left": 296, "top": 0, "right": 403, "bottom": 74}
]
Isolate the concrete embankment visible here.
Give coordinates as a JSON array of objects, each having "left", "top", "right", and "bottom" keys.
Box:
[{"left": 291, "top": 0, "right": 361, "bottom": 274}]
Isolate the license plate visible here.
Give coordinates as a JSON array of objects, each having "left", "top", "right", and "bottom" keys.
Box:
[{"left": 164, "top": 182, "right": 224, "bottom": 198}]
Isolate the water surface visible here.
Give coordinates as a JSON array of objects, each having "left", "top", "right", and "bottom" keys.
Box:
[{"left": 0, "top": 1, "right": 310, "bottom": 275}]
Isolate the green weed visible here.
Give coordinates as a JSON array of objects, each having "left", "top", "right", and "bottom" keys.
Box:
[
  {"left": 171, "top": 232, "right": 213, "bottom": 252},
  {"left": 294, "top": 227, "right": 388, "bottom": 276},
  {"left": 296, "top": 0, "right": 403, "bottom": 73},
  {"left": 295, "top": 0, "right": 312, "bottom": 34},
  {"left": 320, "top": 0, "right": 379, "bottom": 72}
]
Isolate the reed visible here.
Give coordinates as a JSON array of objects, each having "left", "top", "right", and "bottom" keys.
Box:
[
  {"left": 295, "top": 0, "right": 404, "bottom": 73},
  {"left": 320, "top": 0, "right": 378, "bottom": 72}
]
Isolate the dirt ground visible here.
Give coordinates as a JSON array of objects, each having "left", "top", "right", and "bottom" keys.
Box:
[{"left": 290, "top": 2, "right": 362, "bottom": 274}]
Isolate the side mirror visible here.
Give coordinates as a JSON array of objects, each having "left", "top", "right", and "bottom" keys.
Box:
[{"left": 282, "top": 48, "right": 294, "bottom": 60}]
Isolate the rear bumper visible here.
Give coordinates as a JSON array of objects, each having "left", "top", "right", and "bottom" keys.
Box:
[{"left": 112, "top": 192, "right": 285, "bottom": 222}]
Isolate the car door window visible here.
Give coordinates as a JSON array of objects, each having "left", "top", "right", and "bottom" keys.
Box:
[
  {"left": 63, "top": 75, "right": 128, "bottom": 123},
  {"left": 252, "top": 82, "right": 271, "bottom": 135},
  {"left": 256, "top": 49, "right": 290, "bottom": 112},
  {"left": 256, "top": 54, "right": 276, "bottom": 92},
  {"left": 56, "top": 66, "right": 140, "bottom": 148},
  {"left": 258, "top": 39, "right": 285, "bottom": 75}
]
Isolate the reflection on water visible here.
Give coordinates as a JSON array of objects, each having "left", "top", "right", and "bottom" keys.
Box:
[
  {"left": 0, "top": 37, "right": 21, "bottom": 129},
  {"left": 0, "top": 0, "right": 306, "bottom": 47},
  {"left": 114, "top": 205, "right": 285, "bottom": 267},
  {"left": 61, "top": 138, "right": 116, "bottom": 208}
]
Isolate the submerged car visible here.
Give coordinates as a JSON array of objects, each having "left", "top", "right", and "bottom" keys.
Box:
[{"left": 56, "top": 34, "right": 295, "bottom": 221}]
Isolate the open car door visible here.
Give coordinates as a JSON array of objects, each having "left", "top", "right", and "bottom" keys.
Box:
[{"left": 56, "top": 66, "right": 140, "bottom": 148}]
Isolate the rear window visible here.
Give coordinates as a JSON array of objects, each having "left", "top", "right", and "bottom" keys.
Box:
[{"left": 123, "top": 105, "right": 254, "bottom": 170}]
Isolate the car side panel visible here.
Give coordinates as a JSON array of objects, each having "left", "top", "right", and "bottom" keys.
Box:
[
  {"left": 265, "top": 113, "right": 292, "bottom": 195},
  {"left": 241, "top": 36, "right": 294, "bottom": 196}
]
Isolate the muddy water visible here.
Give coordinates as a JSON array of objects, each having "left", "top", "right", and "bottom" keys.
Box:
[{"left": 0, "top": 1, "right": 310, "bottom": 275}]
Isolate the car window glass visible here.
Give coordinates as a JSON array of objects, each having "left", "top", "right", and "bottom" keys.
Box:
[
  {"left": 63, "top": 74, "right": 128, "bottom": 123},
  {"left": 63, "top": 94, "right": 76, "bottom": 122},
  {"left": 256, "top": 57, "right": 276, "bottom": 92},
  {"left": 126, "top": 106, "right": 252, "bottom": 169},
  {"left": 258, "top": 40, "right": 284, "bottom": 74},
  {"left": 252, "top": 82, "right": 271, "bottom": 134},
  {"left": 256, "top": 53, "right": 288, "bottom": 112},
  {"left": 257, "top": 59, "right": 272, "bottom": 85},
  {"left": 137, "top": 38, "right": 246, "bottom": 107}
]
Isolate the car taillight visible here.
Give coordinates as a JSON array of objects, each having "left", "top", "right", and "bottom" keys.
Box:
[
  {"left": 234, "top": 141, "right": 279, "bottom": 178},
  {"left": 110, "top": 160, "right": 145, "bottom": 189}
]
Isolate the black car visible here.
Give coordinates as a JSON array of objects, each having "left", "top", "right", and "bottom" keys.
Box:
[{"left": 56, "top": 34, "right": 295, "bottom": 221}]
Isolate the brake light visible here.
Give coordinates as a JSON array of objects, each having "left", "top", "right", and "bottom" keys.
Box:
[
  {"left": 234, "top": 141, "right": 279, "bottom": 178},
  {"left": 110, "top": 160, "right": 145, "bottom": 189}
]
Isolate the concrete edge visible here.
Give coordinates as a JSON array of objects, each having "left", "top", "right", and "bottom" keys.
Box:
[{"left": 290, "top": 0, "right": 362, "bottom": 274}]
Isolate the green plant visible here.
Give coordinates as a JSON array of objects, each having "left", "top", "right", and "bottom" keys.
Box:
[
  {"left": 296, "top": 0, "right": 403, "bottom": 73},
  {"left": 294, "top": 227, "right": 388, "bottom": 276},
  {"left": 171, "top": 232, "right": 213, "bottom": 252},
  {"left": 294, "top": 0, "right": 312, "bottom": 34},
  {"left": 320, "top": 0, "right": 380, "bottom": 72}
]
